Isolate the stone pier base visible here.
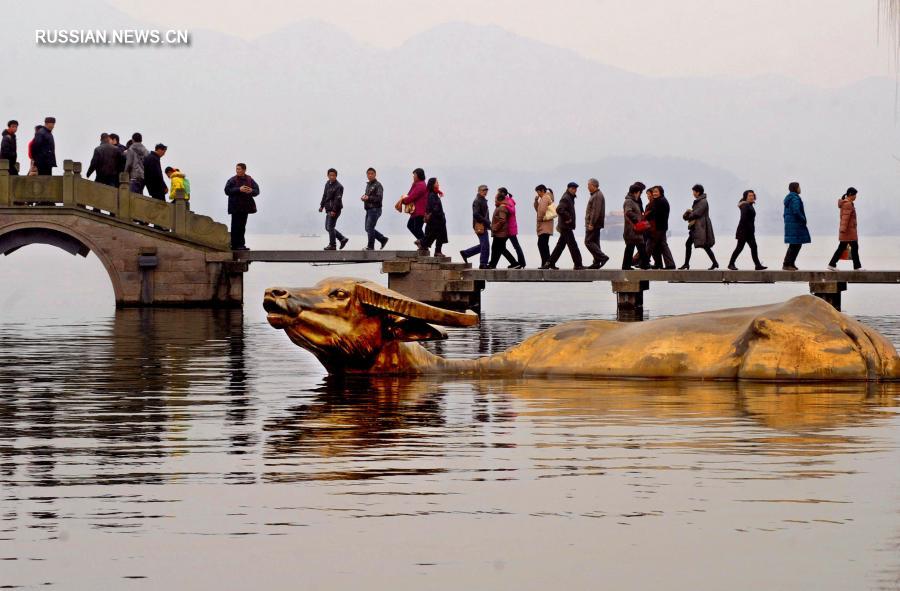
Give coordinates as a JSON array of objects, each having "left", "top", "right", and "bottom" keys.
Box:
[{"left": 383, "top": 256, "right": 483, "bottom": 312}]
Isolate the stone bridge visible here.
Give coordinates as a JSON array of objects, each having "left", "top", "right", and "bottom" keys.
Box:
[{"left": 0, "top": 160, "right": 243, "bottom": 307}]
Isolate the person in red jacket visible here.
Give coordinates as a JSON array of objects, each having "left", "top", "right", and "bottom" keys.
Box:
[{"left": 399, "top": 167, "right": 427, "bottom": 247}]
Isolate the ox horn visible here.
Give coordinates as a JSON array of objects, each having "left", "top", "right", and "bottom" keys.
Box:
[{"left": 355, "top": 281, "right": 479, "bottom": 327}]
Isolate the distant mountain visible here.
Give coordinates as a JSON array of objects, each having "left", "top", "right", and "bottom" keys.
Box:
[{"left": 5, "top": 1, "right": 898, "bottom": 237}]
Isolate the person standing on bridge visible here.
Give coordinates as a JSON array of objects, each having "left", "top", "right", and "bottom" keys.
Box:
[
  {"left": 460, "top": 185, "right": 491, "bottom": 269},
  {"left": 31, "top": 117, "right": 56, "bottom": 176},
  {"left": 422, "top": 177, "right": 448, "bottom": 257},
  {"left": 680, "top": 184, "right": 719, "bottom": 270},
  {"left": 534, "top": 185, "right": 555, "bottom": 267},
  {"left": 361, "top": 167, "right": 388, "bottom": 250},
  {"left": 398, "top": 168, "right": 428, "bottom": 249},
  {"left": 622, "top": 182, "right": 650, "bottom": 270},
  {"left": 542, "top": 182, "right": 585, "bottom": 270},
  {"left": 86, "top": 133, "right": 121, "bottom": 187},
  {"left": 124, "top": 133, "right": 149, "bottom": 194},
  {"left": 320, "top": 168, "right": 348, "bottom": 250},
  {"left": 782, "top": 181, "right": 810, "bottom": 271},
  {"left": 109, "top": 133, "right": 127, "bottom": 178},
  {"left": 1, "top": 120, "right": 18, "bottom": 175},
  {"left": 647, "top": 185, "right": 676, "bottom": 269},
  {"left": 584, "top": 178, "right": 609, "bottom": 269},
  {"left": 727, "top": 190, "right": 766, "bottom": 270},
  {"left": 143, "top": 143, "right": 168, "bottom": 200},
  {"left": 225, "top": 162, "right": 259, "bottom": 251},
  {"left": 827, "top": 187, "right": 862, "bottom": 271},
  {"left": 488, "top": 190, "right": 511, "bottom": 269}
]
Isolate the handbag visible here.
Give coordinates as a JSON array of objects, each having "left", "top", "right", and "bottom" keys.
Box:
[
  {"left": 474, "top": 222, "right": 486, "bottom": 235},
  {"left": 404, "top": 202, "right": 415, "bottom": 214},
  {"left": 634, "top": 220, "right": 651, "bottom": 233},
  {"left": 839, "top": 245, "right": 851, "bottom": 260},
  {"left": 543, "top": 202, "right": 558, "bottom": 221}
]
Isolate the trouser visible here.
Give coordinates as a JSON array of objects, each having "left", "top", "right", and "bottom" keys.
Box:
[
  {"left": 407, "top": 215, "right": 425, "bottom": 242},
  {"left": 129, "top": 178, "right": 145, "bottom": 195},
  {"left": 684, "top": 237, "right": 718, "bottom": 266},
  {"left": 508, "top": 235, "right": 526, "bottom": 267},
  {"left": 584, "top": 227, "right": 609, "bottom": 265},
  {"left": 828, "top": 240, "right": 861, "bottom": 269},
  {"left": 623, "top": 243, "right": 649, "bottom": 269},
  {"left": 537, "top": 234, "right": 551, "bottom": 266},
  {"left": 729, "top": 236, "right": 762, "bottom": 267},
  {"left": 783, "top": 243, "right": 803, "bottom": 267},
  {"left": 548, "top": 229, "right": 583, "bottom": 267},
  {"left": 488, "top": 237, "right": 510, "bottom": 268},
  {"left": 462, "top": 232, "right": 490, "bottom": 267},
  {"left": 37, "top": 164, "right": 53, "bottom": 175},
  {"left": 231, "top": 212, "right": 249, "bottom": 249},
  {"left": 365, "top": 208, "right": 386, "bottom": 248},
  {"left": 325, "top": 213, "right": 345, "bottom": 246},
  {"left": 422, "top": 232, "right": 446, "bottom": 254},
  {"left": 96, "top": 173, "right": 118, "bottom": 187},
  {"left": 647, "top": 231, "right": 675, "bottom": 268},
  {"left": 8, "top": 163, "right": 18, "bottom": 175}
]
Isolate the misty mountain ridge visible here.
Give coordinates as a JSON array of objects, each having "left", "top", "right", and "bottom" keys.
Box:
[{"left": 5, "top": 0, "right": 898, "bottom": 239}]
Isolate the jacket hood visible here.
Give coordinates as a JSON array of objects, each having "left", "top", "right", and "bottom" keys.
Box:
[
  {"left": 1, "top": 130, "right": 11, "bottom": 137},
  {"left": 170, "top": 170, "right": 185, "bottom": 179}
]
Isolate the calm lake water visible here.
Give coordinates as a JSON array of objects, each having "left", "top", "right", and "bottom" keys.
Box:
[{"left": 2, "top": 234, "right": 900, "bottom": 590}]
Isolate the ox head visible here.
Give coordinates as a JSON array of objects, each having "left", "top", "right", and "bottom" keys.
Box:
[{"left": 264, "top": 277, "right": 478, "bottom": 372}]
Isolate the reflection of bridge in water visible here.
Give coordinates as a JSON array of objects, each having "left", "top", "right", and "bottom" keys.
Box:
[{"left": 2, "top": 161, "right": 898, "bottom": 319}]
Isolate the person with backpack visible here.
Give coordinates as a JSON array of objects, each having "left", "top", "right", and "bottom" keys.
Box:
[
  {"left": 827, "top": 187, "right": 862, "bottom": 271},
  {"left": 165, "top": 166, "right": 190, "bottom": 202}
]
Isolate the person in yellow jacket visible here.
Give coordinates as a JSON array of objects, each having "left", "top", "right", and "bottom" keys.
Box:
[{"left": 164, "top": 166, "right": 190, "bottom": 201}]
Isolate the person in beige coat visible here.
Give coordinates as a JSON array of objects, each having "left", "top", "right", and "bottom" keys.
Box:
[
  {"left": 534, "top": 184, "right": 555, "bottom": 267},
  {"left": 827, "top": 187, "right": 862, "bottom": 270}
]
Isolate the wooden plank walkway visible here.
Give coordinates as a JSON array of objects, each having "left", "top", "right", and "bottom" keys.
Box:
[
  {"left": 465, "top": 268, "right": 900, "bottom": 284},
  {"left": 234, "top": 250, "right": 419, "bottom": 263}
]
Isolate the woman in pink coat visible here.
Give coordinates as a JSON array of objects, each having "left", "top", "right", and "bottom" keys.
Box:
[
  {"left": 827, "top": 187, "right": 862, "bottom": 270},
  {"left": 503, "top": 189, "right": 526, "bottom": 268}
]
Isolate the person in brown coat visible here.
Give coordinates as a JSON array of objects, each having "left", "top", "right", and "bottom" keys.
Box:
[
  {"left": 488, "top": 192, "right": 511, "bottom": 269},
  {"left": 534, "top": 184, "right": 555, "bottom": 267},
  {"left": 827, "top": 187, "right": 862, "bottom": 270}
]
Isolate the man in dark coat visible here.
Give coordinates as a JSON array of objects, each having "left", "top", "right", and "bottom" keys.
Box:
[
  {"left": 31, "top": 117, "right": 57, "bottom": 175},
  {"left": 319, "top": 168, "right": 347, "bottom": 250},
  {"left": 86, "top": 133, "right": 122, "bottom": 187},
  {"left": 647, "top": 185, "right": 676, "bottom": 269},
  {"left": 542, "top": 182, "right": 585, "bottom": 270},
  {"left": 361, "top": 167, "right": 388, "bottom": 250},
  {"left": 460, "top": 184, "right": 492, "bottom": 268},
  {"left": 109, "top": 133, "right": 127, "bottom": 176},
  {"left": 224, "top": 162, "right": 260, "bottom": 251},
  {"left": 0, "top": 120, "right": 18, "bottom": 175},
  {"left": 584, "top": 178, "right": 609, "bottom": 268},
  {"left": 143, "top": 143, "right": 168, "bottom": 200}
]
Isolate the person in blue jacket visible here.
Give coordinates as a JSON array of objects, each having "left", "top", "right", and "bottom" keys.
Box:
[{"left": 782, "top": 181, "right": 810, "bottom": 271}]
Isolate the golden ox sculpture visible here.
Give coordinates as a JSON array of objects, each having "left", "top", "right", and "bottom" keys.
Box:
[{"left": 264, "top": 278, "right": 900, "bottom": 381}]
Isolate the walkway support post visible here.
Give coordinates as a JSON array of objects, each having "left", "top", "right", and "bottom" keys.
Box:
[
  {"left": 62, "top": 160, "right": 75, "bottom": 206},
  {"left": 810, "top": 281, "right": 846, "bottom": 311},
  {"left": 612, "top": 280, "right": 649, "bottom": 322}
]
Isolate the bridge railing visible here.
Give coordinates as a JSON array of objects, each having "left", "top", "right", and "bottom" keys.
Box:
[{"left": 0, "top": 159, "right": 230, "bottom": 251}]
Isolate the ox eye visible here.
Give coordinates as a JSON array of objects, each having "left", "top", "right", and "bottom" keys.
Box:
[{"left": 329, "top": 289, "right": 350, "bottom": 300}]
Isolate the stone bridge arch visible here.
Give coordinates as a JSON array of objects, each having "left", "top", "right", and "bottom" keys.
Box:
[
  {"left": 0, "top": 161, "right": 243, "bottom": 307},
  {"left": 0, "top": 220, "right": 125, "bottom": 302}
]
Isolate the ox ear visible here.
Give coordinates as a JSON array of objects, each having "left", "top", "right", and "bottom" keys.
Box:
[
  {"left": 385, "top": 315, "right": 448, "bottom": 342},
  {"left": 356, "top": 281, "right": 479, "bottom": 327}
]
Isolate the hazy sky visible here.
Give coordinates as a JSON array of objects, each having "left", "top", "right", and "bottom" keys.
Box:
[{"left": 111, "top": 0, "right": 896, "bottom": 86}]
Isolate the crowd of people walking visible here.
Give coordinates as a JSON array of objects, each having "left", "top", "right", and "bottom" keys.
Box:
[{"left": 0, "top": 115, "right": 868, "bottom": 271}]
